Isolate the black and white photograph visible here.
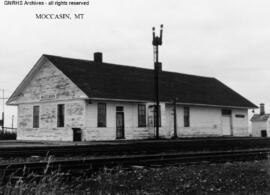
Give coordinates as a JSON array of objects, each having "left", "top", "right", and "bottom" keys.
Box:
[{"left": 1, "top": 0, "right": 270, "bottom": 194}]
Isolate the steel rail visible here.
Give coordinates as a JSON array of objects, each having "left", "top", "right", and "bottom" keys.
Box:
[
  {"left": 1, "top": 137, "right": 270, "bottom": 158},
  {"left": 0, "top": 148, "right": 269, "bottom": 174}
]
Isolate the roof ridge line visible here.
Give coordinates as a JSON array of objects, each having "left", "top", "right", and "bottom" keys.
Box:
[{"left": 43, "top": 54, "right": 214, "bottom": 79}]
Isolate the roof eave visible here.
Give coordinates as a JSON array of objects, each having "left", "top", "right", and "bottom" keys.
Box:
[{"left": 88, "top": 97, "right": 256, "bottom": 109}]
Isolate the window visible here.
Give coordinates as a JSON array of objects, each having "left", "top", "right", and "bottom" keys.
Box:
[
  {"left": 33, "top": 106, "right": 40, "bottom": 128},
  {"left": 222, "top": 109, "right": 232, "bottom": 115},
  {"left": 98, "top": 103, "right": 106, "bottom": 127},
  {"left": 184, "top": 107, "right": 190, "bottom": 127},
  {"left": 154, "top": 105, "right": 161, "bottom": 127},
  {"left": 57, "top": 104, "right": 65, "bottom": 127},
  {"left": 235, "top": 114, "right": 245, "bottom": 118},
  {"left": 116, "top": 106, "right": 123, "bottom": 112},
  {"left": 138, "top": 104, "right": 146, "bottom": 127}
]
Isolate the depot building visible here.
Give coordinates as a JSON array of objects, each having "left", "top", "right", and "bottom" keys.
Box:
[{"left": 7, "top": 53, "right": 257, "bottom": 141}]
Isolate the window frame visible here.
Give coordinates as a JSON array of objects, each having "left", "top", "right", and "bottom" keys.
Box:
[
  {"left": 235, "top": 114, "right": 245, "bottom": 118},
  {"left": 57, "top": 104, "right": 65, "bottom": 128},
  {"left": 116, "top": 106, "right": 124, "bottom": 112},
  {"left": 138, "top": 104, "right": 146, "bottom": 127},
  {"left": 222, "top": 109, "right": 232, "bottom": 116},
  {"left": 97, "top": 103, "right": 107, "bottom": 127},
  {"left": 33, "top": 105, "right": 40, "bottom": 128}
]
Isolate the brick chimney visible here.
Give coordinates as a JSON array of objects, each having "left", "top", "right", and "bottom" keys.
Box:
[
  {"left": 260, "top": 103, "right": 265, "bottom": 115},
  {"left": 94, "top": 52, "right": 103, "bottom": 63}
]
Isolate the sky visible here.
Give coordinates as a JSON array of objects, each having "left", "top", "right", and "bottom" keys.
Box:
[{"left": 0, "top": 0, "right": 270, "bottom": 127}]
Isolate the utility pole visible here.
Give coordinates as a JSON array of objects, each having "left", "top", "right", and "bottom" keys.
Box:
[
  {"left": 12, "top": 115, "right": 14, "bottom": 130},
  {"left": 172, "top": 98, "right": 178, "bottom": 138},
  {"left": 0, "top": 89, "right": 8, "bottom": 131},
  {"left": 152, "top": 24, "right": 163, "bottom": 139}
]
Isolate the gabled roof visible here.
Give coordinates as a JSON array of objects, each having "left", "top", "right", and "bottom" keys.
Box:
[
  {"left": 32, "top": 54, "right": 257, "bottom": 108},
  {"left": 250, "top": 114, "right": 270, "bottom": 122}
]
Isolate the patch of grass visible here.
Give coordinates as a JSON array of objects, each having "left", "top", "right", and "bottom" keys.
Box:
[{"left": 1, "top": 160, "right": 270, "bottom": 194}]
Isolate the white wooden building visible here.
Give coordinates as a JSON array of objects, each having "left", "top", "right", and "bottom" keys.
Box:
[
  {"left": 7, "top": 53, "right": 257, "bottom": 141},
  {"left": 251, "top": 103, "right": 270, "bottom": 137}
]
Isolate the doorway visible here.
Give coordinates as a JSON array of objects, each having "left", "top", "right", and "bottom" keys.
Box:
[
  {"left": 72, "top": 128, "right": 82, "bottom": 141},
  {"left": 261, "top": 130, "right": 267, "bottom": 137},
  {"left": 221, "top": 109, "right": 232, "bottom": 136},
  {"left": 116, "top": 106, "right": 125, "bottom": 139}
]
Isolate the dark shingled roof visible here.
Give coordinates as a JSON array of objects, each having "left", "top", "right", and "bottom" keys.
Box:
[
  {"left": 44, "top": 54, "right": 257, "bottom": 108},
  {"left": 250, "top": 114, "right": 270, "bottom": 122}
]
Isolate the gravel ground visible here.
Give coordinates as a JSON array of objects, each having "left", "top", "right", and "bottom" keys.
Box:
[{"left": 1, "top": 160, "right": 270, "bottom": 194}]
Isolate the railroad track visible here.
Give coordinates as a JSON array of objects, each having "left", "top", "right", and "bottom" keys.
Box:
[
  {"left": 0, "top": 148, "right": 269, "bottom": 175},
  {"left": 2, "top": 137, "right": 270, "bottom": 158}
]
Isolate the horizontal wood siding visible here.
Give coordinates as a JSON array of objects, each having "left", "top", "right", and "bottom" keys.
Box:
[
  {"left": 17, "top": 101, "right": 85, "bottom": 141},
  {"left": 13, "top": 60, "right": 87, "bottom": 104},
  {"left": 84, "top": 101, "right": 152, "bottom": 140},
  {"left": 252, "top": 121, "right": 269, "bottom": 137},
  {"left": 14, "top": 60, "right": 250, "bottom": 140},
  {"left": 164, "top": 105, "right": 249, "bottom": 137},
  {"left": 232, "top": 109, "right": 249, "bottom": 136}
]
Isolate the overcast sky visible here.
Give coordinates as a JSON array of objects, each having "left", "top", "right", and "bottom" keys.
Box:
[{"left": 0, "top": 0, "right": 270, "bottom": 127}]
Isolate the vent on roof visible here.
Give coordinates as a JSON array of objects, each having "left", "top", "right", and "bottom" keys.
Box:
[
  {"left": 260, "top": 103, "right": 265, "bottom": 115},
  {"left": 94, "top": 52, "right": 103, "bottom": 63}
]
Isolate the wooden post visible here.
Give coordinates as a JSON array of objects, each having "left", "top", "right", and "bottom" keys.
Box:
[
  {"left": 2, "top": 89, "right": 4, "bottom": 131},
  {"left": 12, "top": 115, "right": 14, "bottom": 130},
  {"left": 152, "top": 25, "right": 163, "bottom": 139},
  {"left": 173, "top": 98, "right": 177, "bottom": 138}
]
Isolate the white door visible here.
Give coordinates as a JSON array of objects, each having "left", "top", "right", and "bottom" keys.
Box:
[{"left": 222, "top": 116, "right": 231, "bottom": 135}]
